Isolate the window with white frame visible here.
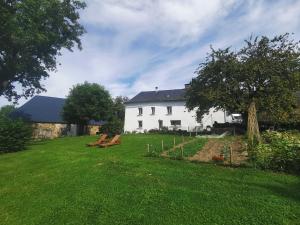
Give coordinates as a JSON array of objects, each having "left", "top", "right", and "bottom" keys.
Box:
[
  {"left": 138, "top": 120, "right": 143, "bottom": 129},
  {"left": 151, "top": 107, "right": 155, "bottom": 115},
  {"left": 167, "top": 106, "right": 172, "bottom": 115},
  {"left": 138, "top": 107, "right": 143, "bottom": 115},
  {"left": 170, "top": 120, "right": 181, "bottom": 126}
]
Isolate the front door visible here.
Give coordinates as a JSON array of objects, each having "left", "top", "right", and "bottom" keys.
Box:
[{"left": 158, "top": 120, "right": 163, "bottom": 129}]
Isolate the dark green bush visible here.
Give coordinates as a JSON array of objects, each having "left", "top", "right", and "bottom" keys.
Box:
[
  {"left": 251, "top": 131, "right": 300, "bottom": 174},
  {"left": 99, "top": 117, "right": 123, "bottom": 136},
  {"left": 0, "top": 117, "right": 33, "bottom": 153}
]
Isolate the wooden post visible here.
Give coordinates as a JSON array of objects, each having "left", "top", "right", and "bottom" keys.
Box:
[
  {"left": 181, "top": 145, "right": 184, "bottom": 158},
  {"left": 147, "top": 144, "right": 150, "bottom": 153},
  {"left": 161, "top": 140, "right": 164, "bottom": 151},
  {"left": 173, "top": 137, "right": 176, "bottom": 147},
  {"left": 230, "top": 146, "right": 233, "bottom": 165}
]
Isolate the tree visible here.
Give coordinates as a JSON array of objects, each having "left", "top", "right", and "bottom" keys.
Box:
[
  {"left": 0, "top": 0, "right": 86, "bottom": 101},
  {"left": 62, "top": 82, "right": 113, "bottom": 135},
  {"left": 0, "top": 105, "right": 15, "bottom": 118},
  {"left": 99, "top": 117, "right": 123, "bottom": 136},
  {"left": 113, "top": 96, "right": 129, "bottom": 122},
  {"left": 186, "top": 34, "right": 300, "bottom": 143},
  {"left": 99, "top": 96, "right": 129, "bottom": 135},
  {"left": 0, "top": 105, "right": 33, "bottom": 153}
]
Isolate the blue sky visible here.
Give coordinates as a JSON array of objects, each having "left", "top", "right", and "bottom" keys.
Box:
[{"left": 1, "top": 0, "right": 300, "bottom": 107}]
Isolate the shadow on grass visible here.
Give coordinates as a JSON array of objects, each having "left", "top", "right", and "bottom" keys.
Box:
[
  {"left": 29, "top": 140, "right": 50, "bottom": 146},
  {"left": 189, "top": 160, "right": 300, "bottom": 203},
  {"left": 218, "top": 175, "right": 300, "bottom": 203},
  {"left": 254, "top": 181, "right": 300, "bottom": 203}
]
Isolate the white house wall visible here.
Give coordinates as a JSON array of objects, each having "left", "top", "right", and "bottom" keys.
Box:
[{"left": 124, "top": 101, "right": 230, "bottom": 133}]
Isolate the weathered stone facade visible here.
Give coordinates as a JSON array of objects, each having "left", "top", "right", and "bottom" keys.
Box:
[
  {"left": 32, "top": 123, "right": 69, "bottom": 139},
  {"left": 87, "top": 125, "right": 100, "bottom": 135},
  {"left": 32, "top": 123, "right": 100, "bottom": 139}
]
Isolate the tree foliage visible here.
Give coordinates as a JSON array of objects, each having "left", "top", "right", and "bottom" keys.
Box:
[
  {"left": 113, "top": 96, "right": 129, "bottom": 122},
  {"left": 186, "top": 34, "right": 300, "bottom": 142},
  {"left": 62, "top": 82, "right": 113, "bottom": 126},
  {"left": 0, "top": 0, "right": 86, "bottom": 101},
  {"left": 99, "top": 96, "right": 128, "bottom": 135},
  {"left": 0, "top": 105, "right": 15, "bottom": 118},
  {"left": 0, "top": 105, "right": 33, "bottom": 153},
  {"left": 99, "top": 117, "right": 123, "bottom": 136}
]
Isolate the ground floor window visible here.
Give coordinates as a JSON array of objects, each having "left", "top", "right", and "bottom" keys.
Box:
[
  {"left": 170, "top": 120, "right": 181, "bottom": 126},
  {"left": 138, "top": 120, "right": 143, "bottom": 129},
  {"left": 158, "top": 120, "right": 163, "bottom": 129}
]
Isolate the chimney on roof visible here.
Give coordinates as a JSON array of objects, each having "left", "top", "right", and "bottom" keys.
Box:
[
  {"left": 185, "top": 83, "right": 191, "bottom": 89},
  {"left": 155, "top": 86, "right": 158, "bottom": 92}
]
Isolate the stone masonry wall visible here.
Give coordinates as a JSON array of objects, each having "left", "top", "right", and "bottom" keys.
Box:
[
  {"left": 87, "top": 125, "right": 100, "bottom": 135},
  {"left": 32, "top": 123, "right": 68, "bottom": 139},
  {"left": 32, "top": 123, "right": 100, "bottom": 139}
]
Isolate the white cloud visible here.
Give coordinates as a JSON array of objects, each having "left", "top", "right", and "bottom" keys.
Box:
[
  {"left": 1, "top": 0, "right": 300, "bottom": 107},
  {"left": 82, "top": 0, "right": 237, "bottom": 47}
]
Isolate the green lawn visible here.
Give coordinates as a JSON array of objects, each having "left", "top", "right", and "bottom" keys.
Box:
[
  {"left": 0, "top": 134, "right": 299, "bottom": 225},
  {"left": 167, "top": 138, "right": 207, "bottom": 159}
]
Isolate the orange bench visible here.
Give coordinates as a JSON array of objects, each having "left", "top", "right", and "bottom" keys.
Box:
[
  {"left": 87, "top": 134, "right": 108, "bottom": 147},
  {"left": 99, "top": 135, "right": 121, "bottom": 148}
]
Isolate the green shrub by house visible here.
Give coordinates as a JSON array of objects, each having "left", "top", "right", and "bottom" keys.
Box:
[
  {"left": 0, "top": 116, "right": 33, "bottom": 153},
  {"left": 99, "top": 117, "right": 123, "bottom": 136},
  {"left": 251, "top": 131, "right": 300, "bottom": 174}
]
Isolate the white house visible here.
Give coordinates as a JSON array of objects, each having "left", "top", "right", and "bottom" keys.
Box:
[{"left": 124, "top": 86, "right": 240, "bottom": 133}]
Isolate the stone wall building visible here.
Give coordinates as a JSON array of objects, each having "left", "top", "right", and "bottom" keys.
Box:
[{"left": 13, "top": 96, "right": 103, "bottom": 139}]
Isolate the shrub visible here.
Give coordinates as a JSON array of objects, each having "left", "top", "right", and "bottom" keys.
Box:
[
  {"left": 99, "top": 117, "right": 123, "bottom": 136},
  {"left": 0, "top": 117, "right": 33, "bottom": 153},
  {"left": 251, "top": 131, "right": 300, "bottom": 173}
]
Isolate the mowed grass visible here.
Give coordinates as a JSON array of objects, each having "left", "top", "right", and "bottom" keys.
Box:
[
  {"left": 147, "top": 135, "right": 193, "bottom": 155},
  {"left": 168, "top": 138, "right": 207, "bottom": 159},
  {"left": 0, "top": 134, "right": 299, "bottom": 225}
]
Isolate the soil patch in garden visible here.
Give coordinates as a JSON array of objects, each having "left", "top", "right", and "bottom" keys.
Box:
[
  {"left": 188, "top": 139, "right": 223, "bottom": 162},
  {"left": 189, "top": 138, "right": 248, "bottom": 165}
]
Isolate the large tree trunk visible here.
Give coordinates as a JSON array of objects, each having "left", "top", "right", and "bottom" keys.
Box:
[{"left": 247, "top": 101, "right": 261, "bottom": 144}]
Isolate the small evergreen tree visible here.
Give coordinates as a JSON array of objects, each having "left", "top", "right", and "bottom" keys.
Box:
[{"left": 0, "top": 105, "right": 33, "bottom": 153}]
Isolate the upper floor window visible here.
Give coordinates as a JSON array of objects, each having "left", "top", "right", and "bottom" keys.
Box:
[
  {"left": 167, "top": 106, "right": 172, "bottom": 115},
  {"left": 138, "top": 107, "right": 143, "bottom": 115},
  {"left": 151, "top": 107, "right": 155, "bottom": 115}
]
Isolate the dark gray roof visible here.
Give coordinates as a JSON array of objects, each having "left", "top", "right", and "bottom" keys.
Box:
[
  {"left": 12, "top": 96, "right": 104, "bottom": 125},
  {"left": 126, "top": 89, "right": 186, "bottom": 104}
]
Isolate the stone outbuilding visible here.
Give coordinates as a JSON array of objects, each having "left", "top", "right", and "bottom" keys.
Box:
[{"left": 12, "top": 96, "right": 104, "bottom": 139}]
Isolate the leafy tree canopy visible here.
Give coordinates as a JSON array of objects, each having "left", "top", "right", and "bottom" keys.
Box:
[
  {"left": 0, "top": 105, "right": 15, "bottom": 118},
  {"left": 0, "top": 0, "right": 86, "bottom": 101},
  {"left": 99, "top": 96, "right": 129, "bottom": 135},
  {"left": 112, "top": 96, "right": 129, "bottom": 122},
  {"left": 62, "top": 82, "right": 113, "bottom": 125},
  {"left": 186, "top": 34, "right": 300, "bottom": 141}
]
